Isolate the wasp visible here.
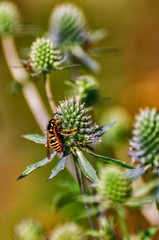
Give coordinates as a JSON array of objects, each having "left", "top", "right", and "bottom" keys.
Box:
[{"left": 47, "top": 113, "right": 78, "bottom": 158}]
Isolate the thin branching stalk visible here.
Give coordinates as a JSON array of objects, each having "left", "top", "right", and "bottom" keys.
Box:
[
  {"left": 1, "top": 35, "right": 49, "bottom": 132},
  {"left": 44, "top": 72, "right": 57, "bottom": 113},
  {"left": 73, "top": 155, "right": 98, "bottom": 240},
  {"left": 116, "top": 207, "right": 130, "bottom": 240}
]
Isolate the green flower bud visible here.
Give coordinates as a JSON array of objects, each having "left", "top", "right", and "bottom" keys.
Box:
[
  {"left": 129, "top": 108, "right": 159, "bottom": 172},
  {"left": 56, "top": 97, "right": 101, "bottom": 150},
  {"left": 13, "top": 219, "right": 44, "bottom": 240},
  {"left": 49, "top": 4, "right": 101, "bottom": 72},
  {"left": 49, "top": 3, "right": 89, "bottom": 49},
  {"left": 29, "top": 37, "right": 62, "bottom": 73},
  {"left": 69, "top": 75, "right": 99, "bottom": 106},
  {"left": 0, "top": 2, "right": 21, "bottom": 36},
  {"left": 49, "top": 222, "right": 85, "bottom": 240},
  {"left": 98, "top": 166, "right": 132, "bottom": 204}
]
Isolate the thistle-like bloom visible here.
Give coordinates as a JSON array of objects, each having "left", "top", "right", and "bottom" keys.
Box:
[
  {"left": 48, "top": 222, "right": 85, "bottom": 240},
  {"left": 50, "top": 3, "right": 88, "bottom": 49},
  {"left": 18, "top": 97, "right": 132, "bottom": 182},
  {"left": 13, "top": 219, "right": 45, "bottom": 240},
  {"left": 29, "top": 37, "right": 63, "bottom": 74},
  {"left": 0, "top": 2, "right": 21, "bottom": 36},
  {"left": 97, "top": 166, "right": 132, "bottom": 206},
  {"left": 49, "top": 3, "right": 105, "bottom": 72},
  {"left": 56, "top": 97, "right": 101, "bottom": 150},
  {"left": 129, "top": 108, "right": 159, "bottom": 174},
  {"left": 93, "top": 165, "right": 158, "bottom": 211}
]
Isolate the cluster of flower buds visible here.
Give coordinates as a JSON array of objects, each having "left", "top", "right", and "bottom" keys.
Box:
[
  {"left": 56, "top": 97, "right": 101, "bottom": 150},
  {"left": 129, "top": 108, "right": 159, "bottom": 173},
  {"left": 29, "top": 38, "right": 63, "bottom": 74},
  {"left": 0, "top": 2, "right": 21, "bottom": 36},
  {"left": 49, "top": 223, "right": 85, "bottom": 240},
  {"left": 97, "top": 166, "right": 132, "bottom": 205}
]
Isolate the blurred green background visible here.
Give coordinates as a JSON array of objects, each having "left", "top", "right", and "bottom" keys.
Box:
[{"left": 1, "top": 0, "right": 159, "bottom": 239}]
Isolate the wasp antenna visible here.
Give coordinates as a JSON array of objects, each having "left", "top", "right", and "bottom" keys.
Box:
[{"left": 52, "top": 112, "right": 62, "bottom": 118}]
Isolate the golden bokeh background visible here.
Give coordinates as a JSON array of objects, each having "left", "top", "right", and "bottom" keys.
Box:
[{"left": 0, "top": 0, "right": 159, "bottom": 239}]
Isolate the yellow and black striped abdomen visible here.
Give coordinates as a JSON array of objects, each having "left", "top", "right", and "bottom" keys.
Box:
[{"left": 48, "top": 128, "right": 64, "bottom": 153}]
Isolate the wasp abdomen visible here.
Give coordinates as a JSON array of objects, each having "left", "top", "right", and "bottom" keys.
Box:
[{"left": 48, "top": 131, "right": 64, "bottom": 153}]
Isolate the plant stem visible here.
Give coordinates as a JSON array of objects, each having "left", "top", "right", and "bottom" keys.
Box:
[
  {"left": 73, "top": 156, "right": 97, "bottom": 240},
  {"left": 44, "top": 73, "right": 57, "bottom": 113},
  {"left": 1, "top": 35, "right": 49, "bottom": 133},
  {"left": 116, "top": 206, "right": 130, "bottom": 240}
]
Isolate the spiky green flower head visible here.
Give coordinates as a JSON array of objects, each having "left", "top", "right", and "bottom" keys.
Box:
[
  {"left": 18, "top": 96, "right": 118, "bottom": 182},
  {"left": 0, "top": 2, "right": 21, "bottom": 36},
  {"left": 13, "top": 219, "right": 45, "bottom": 240},
  {"left": 29, "top": 37, "right": 62, "bottom": 73},
  {"left": 67, "top": 75, "right": 99, "bottom": 106},
  {"left": 56, "top": 97, "right": 101, "bottom": 150},
  {"left": 49, "top": 222, "right": 85, "bottom": 240},
  {"left": 49, "top": 3, "right": 101, "bottom": 72},
  {"left": 97, "top": 166, "right": 132, "bottom": 205},
  {"left": 49, "top": 3, "right": 88, "bottom": 50},
  {"left": 129, "top": 108, "right": 159, "bottom": 173}
]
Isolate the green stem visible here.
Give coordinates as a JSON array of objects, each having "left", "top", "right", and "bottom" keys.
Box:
[
  {"left": 44, "top": 72, "right": 57, "bottom": 113},
  {"left": 73, "top": 156, "right": 98, "bottom": 240},
  {"left": 116, "top": 206, "right": 130, "bottom": 240}
]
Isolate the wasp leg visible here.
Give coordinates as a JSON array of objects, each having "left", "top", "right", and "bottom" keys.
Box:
[
  {"left": 60, "top": 128, "right": 78, "bottom": 136},
  {"left": 61, "top": 128, "right": 78, "bottom": 132}
]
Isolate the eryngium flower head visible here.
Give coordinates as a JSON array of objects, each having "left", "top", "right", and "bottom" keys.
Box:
[
  {"left": 97, "top": 166, "right": 132, "bottom": 205},
  {"left": 13, "top": 219, "right": 44, "bottom": 240},
  {"left": 49, "top": 222, "right": 85, "bottom": 240},
  {"left": 18, "top": 96, "right": 117, "bottom": 183},
  {"left": 56, "top": 97, "right": 101, "bottom": 150},
  {"left": 0, "top": 2, "right": 21, "bottom": 36},
  {"left": 49, "top": 3, "right": 102, "bottom": 73},
  {"left": 129, "top": 108, "right": 159, "bottom": 173},
  {"left": 29, "top": 37, "right": 62, "bottom": 73},
  {"left": 49, "top": 3, "right": 89, "bottom": 49}
]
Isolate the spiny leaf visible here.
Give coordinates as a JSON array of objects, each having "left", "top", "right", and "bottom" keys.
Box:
[
  {"left": 76, "top": 149, "right": 98, "bottom": 183},
  {"left": 47, "top": 151, "right": 69, "bottom": 180},
  {"left": 71, "top": 45, "right": 100, "bottom": 73},
  {"left": 22, "top": 134, "right": 46, "bottom": 144},
  {"left": 17, "top": 152, "right": 57, "bottom": 180},
  {"left": 86, "top": 150, "right": 133, "bottom": 169},
  {"left": 98, "top": 121, "right": 117, "bottom": 135},
  {"left": 126, "top": 164, "right": 150, "bottom": 181},
  {"left": 126, "top": 194, "right": 157, "bottom": 207},
  {"left": 133, "top": 178, "right": 159, "bottom": 197}
]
